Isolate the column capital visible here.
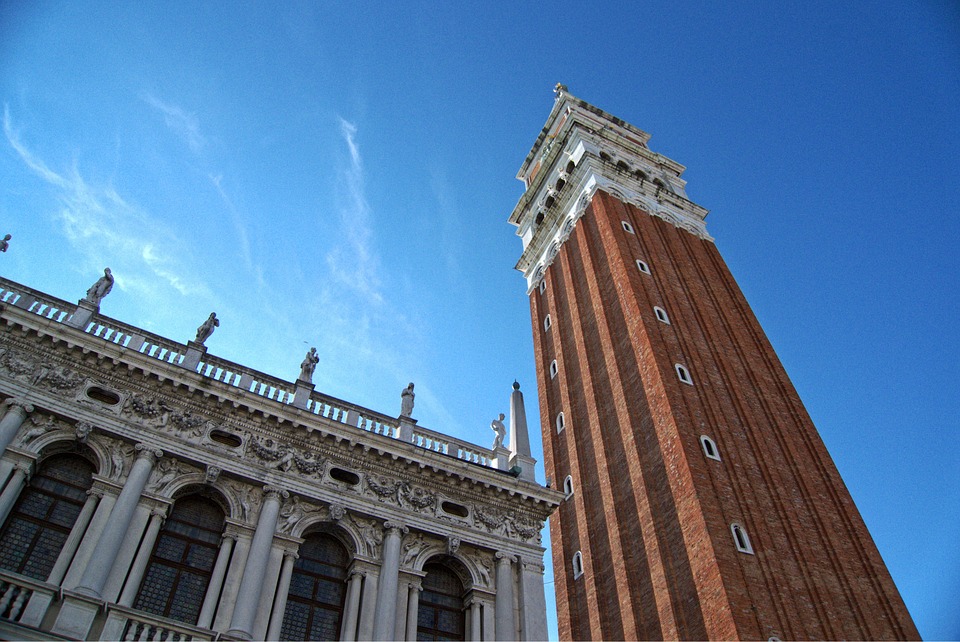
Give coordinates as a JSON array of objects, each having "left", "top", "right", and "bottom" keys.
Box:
[
  {"left": 134, "top": 443, "right": 163, "bottom": 462},
  {"left": 407, "top": 580, "right": 422, "bottom": 592},
  {"left": 263, "top": 485, "right": 290, "bottom": 501},
  {"left": 150, "top": 507, "right": 169, "bottom": 520},
  {"left": 12, "top": 461, "right": 31, "bottom": 477},
  {"left": 2, "top": 397, "right": 34, "bottom": 414},
  {"left": 495, "top": 551, "right": 516, "bottom": 564},
  {"left": 86, "top": 488, "right": 106, "bottom": 499},
  {"left": 518, "top": 556, "right": 545, "bottom": 573},
  {"left": 283, "top": 549, "right": 300, "bottom": 561},
  {"left": 383, "top": 521, "right": 408, "bottom": 536}
]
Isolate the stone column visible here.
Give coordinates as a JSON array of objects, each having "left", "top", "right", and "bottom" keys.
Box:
[
  {"left": 102, "top": 501, "right": 153, "bottom": 602},
  {"left": 196, "top": 532, "right": 236, "bottom": 629},
  {"left": 340, "top": 569, "right": 364, "bottom": 642},
  {"left": 0, "top": 398, "right": 33, "bottom": 454},
  {"left": 357, "top": 569, "right": 379, "bottom": 641},
  {"left": 61, "top": 488, "right": 117, "bottom": 589},
  {"left": 74, "top": 444, "right": 161, "bottom": 599},
  {"left": 46, "top": 490, "right": 99, "bottom": 585},
  {"left": 372, "top": 521, "right": 407, "bottom": 641},
  {"left": 495, "top": 552, "right": 516, "bottom": 642},
  {"left": 470, "top": 598, "right": 482, "bottom": 641},
  {"left": 404, "top": 581, "right": 422, "bottom": 641},
  {"left": 252, "top": 543, "right": 286, "bottom": 640},
  {"left": 265, "top": 549, "right": 298, "bottom": 641},
  {"left": 117, "top": 508, "right": 167, "bottom": 606},
  {"left": 213, "top": 528, "right": 252, "bottom": 630},
  {"left": 0, "top": 463, "right": 29, "bottom": 526},
  {"left": 226, "top": 486, "right": 287, "bottom": 640},
  {"left": 517, "top": 557, "right": 547, "bottom": 641},
  {"left": 482, "top": 596, "right": 496, "bottom": 641}
]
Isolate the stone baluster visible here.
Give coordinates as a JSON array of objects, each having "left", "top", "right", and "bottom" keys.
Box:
[
  {"left": 74, "top": 443, "right": 161, "bottom": 598},
  {"left": 495, "top": 552, "right": 516, "bottom": 641},
  {"left": 340, "top": 569, "right": 364, "bottom": 641},
  {"left": 404, "top": 581, "right": 423, "bottom": 641},
  {"left": 117, "top": 508, "right": 167, "bottom": 606},
  {"left": 372, "top": 521, "right": 407, "bottom": 641},
  {"left": 265, "top": 549, "right": 299, "bottom": 641},
  {"left": 226, "top": 486, "right": 287, "bottom": 640},
  {"left": 0, "top": 398, "right": 34, "bottom": 454},
  {"left": 0, "top": 463, "right": 30, "bottom": 526},
  {"left": 196, "top": 532, "right": 237, "bottom": 629}
]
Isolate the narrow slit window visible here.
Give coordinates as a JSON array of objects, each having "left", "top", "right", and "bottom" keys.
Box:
[
  {"left": 550, "top": 360, "right": 558, "bottom": 379},
  {"left": 556, "top": 412, "right": 565, "bottom": 433},
  {"left": 675, "top": 364, "right": 693, "bottom": 385},
  {"left": 544, "top": 314, "right": 552, "bottom": 331},
  {"left": 654, "top": 306, "right": 670, "bottom": 324},
  {"left": 621, "top": 221, "right": 635, "bottom": 234},
  {"left": 636, "top": 259, "right": 650, "bottom": 274},
  {"left": 700, "top": 435, "right": 720, "bottom": 461},
  {"left": 538, "top": 280, "right": 546, "bottom": 295},
  {"left": 572, "top": 551, "right": 584, "bottom": 578},
  {"left": 563, "top": 475, "right": 574, "bottom": 498},
  {"left": 731, "top": 523, "right": 754, "bottom": 554}
]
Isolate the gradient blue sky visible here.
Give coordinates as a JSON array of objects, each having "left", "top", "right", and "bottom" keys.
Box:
[{"left": 1, "top": 1, "right": 957, "bottom": 638}]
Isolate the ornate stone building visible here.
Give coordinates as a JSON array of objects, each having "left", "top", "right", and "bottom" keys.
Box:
[
  {"left": 0, "top": 275, "right": 560, "bottom": 640},
  {"left": 509, "top": 87, "right": 919, "bottom": 640}
]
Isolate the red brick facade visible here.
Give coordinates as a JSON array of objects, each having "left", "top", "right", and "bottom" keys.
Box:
[{"left": 533, "top": 189, "right": 919, "bottom": 640}]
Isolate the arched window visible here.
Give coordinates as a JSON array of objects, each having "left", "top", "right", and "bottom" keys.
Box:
[
  {"left": 280, "top": 533, "right": 350, "bottom": 641},
  {"left": 563, "top": 475, "right": 574, "bottom": 498},
  {"left": 700, "top": 435, "right": 721, "bottom": 461},
  {"left": 621, "top": 221, "right": 635, "bottom": 234},
  {"left": 731, "top": 523, "right": 754, "bottom": 554},
  {"left": 572, "top": 551, "right": 584, "bottom": 579},
  {"left": 134, "top": 494, "right": 225, "bottom": 625},
  {"left": 550, "top": 360, "right": 558, "bottom": 379},
  {"left": 418, "top": 562, "right": 465, "bottom": 641},
  {"left": 0, "top": 454, "right": 94, "bottom": 580},
  {"left": 636, "top": 259, "right": 651, "bottom": 274},
  {"left": 556, "top": 412, "right": 565, "bottom": 433},
  {"left": 675, "top": 364, "right": 693, "bottom": 385},
  {"left": 544, "top": 314, "right": 552, "bottom": 331},
  {"left": 654, "top": 306, "right": 670, "bottom": 324}
]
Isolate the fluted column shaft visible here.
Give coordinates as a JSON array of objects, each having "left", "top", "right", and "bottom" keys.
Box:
[
  {"left": 0, "top": 399, "right": 33, "bottom": 453},
  {"left": 75, "top": 444, "right": 161, "bottom": 598},
  {"left": 227, "top": 486, "right": 287, "bottom": 640},
  {"left": 265, "top": 550, "right": 298, "bottom": 641},
  {"left": 118, "top": 509, "right": 166, "bottom": 606},
  {"left": 197, "top": 533, "right": 236, "bottom": 629},
  {"left": 372, "top": 522, "right": 406, "bottom": 641},
  {"left": 495, "top": 552, "right": 515, "bottom": 641},
  {"left": 340, "top": 570, "right": 364, "bottom": 641}
]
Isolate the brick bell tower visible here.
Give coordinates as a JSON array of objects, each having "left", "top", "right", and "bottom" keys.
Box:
[{"left": 508, "top": 86, "right": 919, "bottom": 641}]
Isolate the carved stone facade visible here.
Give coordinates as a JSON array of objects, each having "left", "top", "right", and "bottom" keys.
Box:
[{"left": 0, "top": 276, "right": 560, "bottom": 641}]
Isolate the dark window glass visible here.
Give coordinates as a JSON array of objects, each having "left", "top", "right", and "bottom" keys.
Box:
[
  {"left": 280, "top": 533, "right": 349, "bottom": 641},
  {"left": 417, "top": 563, "right": 465, "bottom": 641},
  {"left": 133, "top": 495, "right": 225, "bottom": 625},
  {"left": 0, "top": 455, "right": 94, "bottom": 580}
]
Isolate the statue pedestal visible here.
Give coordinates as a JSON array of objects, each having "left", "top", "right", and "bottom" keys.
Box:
[
  {"left": 180, "top": 340, "right": 207, "bottom": 372},
  {"left": 398, "top": 416, "right": 417, "bottom": 442},
  {"left": 293, "top": 380, "right": 315, "bottom": 410},
  {"left": 509, "top": 452, "right": 538, "bottom": 483},
  {"left": 492, "top": 446, "right": 511, "bottom": 471},
  {"left": 65, "top": 299, "right": 98, "bottom": 330}
]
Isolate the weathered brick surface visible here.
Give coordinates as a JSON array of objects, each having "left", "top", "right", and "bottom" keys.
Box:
[{"left": 533, "top": 190, "right": 919, "bottom": 640}]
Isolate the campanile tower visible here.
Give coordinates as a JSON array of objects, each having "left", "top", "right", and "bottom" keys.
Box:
[{"left": 508, "top": 86, "right": 918, "bottom": 641}]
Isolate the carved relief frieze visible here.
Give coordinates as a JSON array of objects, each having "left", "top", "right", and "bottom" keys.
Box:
[
  {"left": 16, "top": 413, "right": 70, "bottom": 447},
  {"left": 346, "top": 513, "right": 383, "bottom": 558},
  {"left": 277, "top": 495, "right": 322, "bottom": 534},
  {"left": 147, "top": 457, "right": 200, "bottom": 494},
  {"left": 472, "top": 505, "right": 543, "bottom": 544}
]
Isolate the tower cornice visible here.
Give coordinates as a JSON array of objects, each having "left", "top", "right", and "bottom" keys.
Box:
[{"left": 509, "top": 87, "right": 711, "bottom": 292}]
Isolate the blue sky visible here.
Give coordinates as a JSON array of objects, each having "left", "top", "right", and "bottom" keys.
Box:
[{"left": 1, "top": 1, "right": 958, "bottom": 638}]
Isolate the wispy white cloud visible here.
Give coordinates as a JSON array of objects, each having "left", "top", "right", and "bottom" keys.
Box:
[
  {"left": 3, "top": 105, "right": 209, "bottom": 299},
  {"left": 141, "top": 92, "right": 206, "bottom": 154},
  {"left": 326, "top": 117, "right": 383, "bottom": 306}
]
